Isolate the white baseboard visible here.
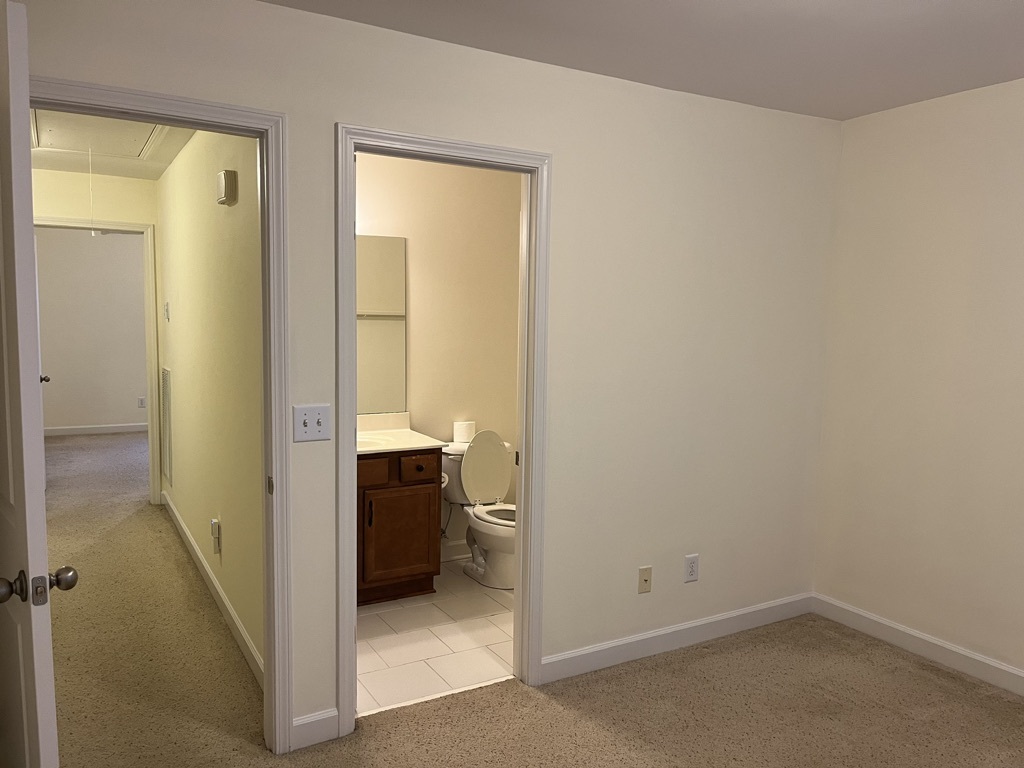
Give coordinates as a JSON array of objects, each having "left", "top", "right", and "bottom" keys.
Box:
[
  {"left": 536, "top": 593, "right": 816, "bottom": 685},
  {"left": 441, "top": 538, "right": 469, "bottom": 561},
  {"left": 812, "top": 594, "right": 1024, "bottom": 697},
  {"left": 291, "top": 709, "right": 340, "bottom": 751},
  {"left": 162, "top": 491, "right": 265, "bottom": 688},
  {"left": 44, "top": 422, "right": 147, "bottom": 436},
  {"left": 533, "top": 591, "right": 1024, "bottom": 698}
]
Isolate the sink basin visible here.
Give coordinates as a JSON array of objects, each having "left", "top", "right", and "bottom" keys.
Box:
[
  {"left": 357, "top": 435, "right": 390, "bottom": 451},
  {"left": 356, "top": 428, "right": 447, "bottom": 454}
]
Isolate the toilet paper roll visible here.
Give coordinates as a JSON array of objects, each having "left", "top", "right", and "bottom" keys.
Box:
[
  {"left": 453, "top": 421, "right": 476, "bottom": 443},
  {"left": 440, "top": 472, "right": 449, "bottom": 489}
]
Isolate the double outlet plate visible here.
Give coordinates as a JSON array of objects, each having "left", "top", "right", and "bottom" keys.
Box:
[{"left": 638, "top": 554, "right": 699, "bottom": 594}]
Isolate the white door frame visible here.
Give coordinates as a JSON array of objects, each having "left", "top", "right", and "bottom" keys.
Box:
[
  {"left": 33, "top": 218, "right": 161, "bottom": 505},
  {"left": 27, "top": 78, "right": 293, "bottom": 753},
  {"left": 335, "top": 125, "right": 551, "bottom": 732}
]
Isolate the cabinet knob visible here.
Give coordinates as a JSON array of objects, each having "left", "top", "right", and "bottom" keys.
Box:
[{"left": 416, "top": 464, "right": 425, "bottom": 472}]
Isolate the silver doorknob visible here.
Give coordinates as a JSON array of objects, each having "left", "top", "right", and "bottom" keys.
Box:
[
  {"left": 0, "top": 570, "right": 28, "bottom": 603},
  {"left": 49, "top": 566, "right": 78, "bottom": 592}
]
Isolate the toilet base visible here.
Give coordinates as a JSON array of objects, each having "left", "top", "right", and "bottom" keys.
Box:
[{"left": 463, "top": 528, "right": 516, "bottom": 590}]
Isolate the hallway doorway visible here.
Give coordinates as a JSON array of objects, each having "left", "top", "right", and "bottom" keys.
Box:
[{"left": 31, "top": 107, "right": 271, "bottom": 759}]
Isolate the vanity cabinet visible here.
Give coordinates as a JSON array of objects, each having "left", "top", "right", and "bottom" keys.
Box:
[{"left": 357, "top": 448, "right": 441, "bottom": 604}]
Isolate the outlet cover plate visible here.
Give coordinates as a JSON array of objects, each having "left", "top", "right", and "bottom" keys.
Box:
[
  {"left": 293, "top": 404, "right": 332, "bottom": 442},
  {"left": 684, "top": 554, "right": 699, "bottom": 583},
  {"left": 638, "top": 566, "right": 652, "bottom": 594}
]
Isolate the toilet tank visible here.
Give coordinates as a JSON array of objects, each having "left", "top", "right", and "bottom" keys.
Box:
[{"left": 441, "top": 447, "right": 470, "bottom": 505}]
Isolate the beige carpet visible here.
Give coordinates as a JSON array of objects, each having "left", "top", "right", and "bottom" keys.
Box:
[{"left": 47, "top": 434, "right": 1024, "bottom": 767}]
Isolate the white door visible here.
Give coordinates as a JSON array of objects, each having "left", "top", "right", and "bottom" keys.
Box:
[{"left": 0, "top": 2, "right": 61, "bottom": 767}]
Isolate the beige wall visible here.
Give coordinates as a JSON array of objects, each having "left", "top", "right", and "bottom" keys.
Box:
[
  {"left": 32, "top": 168, "right": 157, "bottom": 224},
  {"left": 356, "top": 153, "right": 522, "bottom": 536},
  {"left": 35, "top": 227, "right": 148, "bottom": 431},
  {"left": 28, "top": 0, "right": 841, "bottom": 718},
  {"left": 818, "top": 78, "right": 1024, "bottom": 670},
  {"left": 156, "top": 130, "right": 265, "bottom": 662}
]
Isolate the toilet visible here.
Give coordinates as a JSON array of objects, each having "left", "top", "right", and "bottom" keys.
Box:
[{"left": 441, "top": 429, "right": 516, "bottom": 589}]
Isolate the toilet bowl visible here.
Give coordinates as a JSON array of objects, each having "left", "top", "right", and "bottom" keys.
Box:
[{"left": 441, "top": 429, "right": 516, "bottom": 589}]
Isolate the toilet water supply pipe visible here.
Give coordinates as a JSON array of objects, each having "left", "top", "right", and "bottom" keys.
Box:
[
  {"left": 440, "top": 503, "right": 453, "bottom": 539},
  {"left": 439, "top": 472, "right": 454, "bottom": 539}
]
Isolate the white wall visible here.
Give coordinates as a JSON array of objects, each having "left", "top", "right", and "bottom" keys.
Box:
[
  {"left": 35, "top": 227, "right": 147, "bottom": 431},
  {"left": 156, "top": 130, "right": 265, "bottom": 664},
  {"left": 356, "top": 154, "right": 522, "bottom": 545},
  {"left": 818, "top": 78, "right": 1024, "bottom": 671},
  {"left": 32, "top": 168, "right": 156, "bottom": 224},
  {"left": 27, "top": 0, "right": 841, "bottom": 723}
]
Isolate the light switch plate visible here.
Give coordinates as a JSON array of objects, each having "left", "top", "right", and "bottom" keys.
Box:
[{"left": 293, "top": 404, "right": 332, "bottom": 442}]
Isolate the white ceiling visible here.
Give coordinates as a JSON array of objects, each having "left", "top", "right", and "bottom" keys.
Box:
[
  {"left": 30, "top": 110, "right": 195, "bottom": 180},
  {"left": 258, "top": 0, "right": 1024, "bottom": 120}
]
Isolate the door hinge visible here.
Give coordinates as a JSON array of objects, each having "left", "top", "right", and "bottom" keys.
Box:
[{"left": 267, "top": 476, "right": 275, "bottom": 495}]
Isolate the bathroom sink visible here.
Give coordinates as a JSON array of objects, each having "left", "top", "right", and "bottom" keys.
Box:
[
  {"left": 356, "top": 435, "right": 390, "bottom": 451},
  {"left": 356, "top": 427, "right": 447, "bottom": 454}
]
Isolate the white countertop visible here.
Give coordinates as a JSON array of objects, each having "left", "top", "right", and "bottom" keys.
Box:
[
  {"left": 356, "top": 412, "right": 447, "bottom": 454},
  {"left": 356, "top": 428, "right": 447, "bottom": 455}
]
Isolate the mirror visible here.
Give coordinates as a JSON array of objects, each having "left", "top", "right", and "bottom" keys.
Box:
[{"left": 356, "top": 235, "right": 407, "bottom": 414}]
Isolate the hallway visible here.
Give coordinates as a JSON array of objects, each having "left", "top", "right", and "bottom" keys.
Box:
[{"left": 45, "top": 432, "right": 263, "bottom": 767}]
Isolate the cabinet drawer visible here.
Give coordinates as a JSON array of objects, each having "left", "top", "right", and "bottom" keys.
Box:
[
  {"left": 399, "top": 453, "right": 438, "bottom": 483},
  {"left": 357, "top": 457, "right": 390, "bottom": 488}
]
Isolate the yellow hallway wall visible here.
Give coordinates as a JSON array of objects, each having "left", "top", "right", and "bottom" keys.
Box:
[{"left": 156, "top": 130, "right": 265, "bottom": 664}]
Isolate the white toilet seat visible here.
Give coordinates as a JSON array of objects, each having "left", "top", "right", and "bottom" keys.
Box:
[{"left": 470, "top": 503, "right": 516, "bottom": 528}]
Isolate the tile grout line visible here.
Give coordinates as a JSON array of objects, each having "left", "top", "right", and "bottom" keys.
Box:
[{"left": 355, "top": 561, "right": 514, "bottom": 713}]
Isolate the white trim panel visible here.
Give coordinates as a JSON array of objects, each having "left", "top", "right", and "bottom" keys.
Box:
[
  {"left": 162, "top": 491, "right": 264, "bottom": 687},
  {"left": 536, "top": 594, "right": 816, "bottom": 685},
  {"left": 812, "top": 594, "right": 1024, "bottom": 697},
  {"left": 291, "top": 709, "right": 341, "bottom": 751},
  {"left": 43, "top": 423, "right": 146, "bottom": 436}
]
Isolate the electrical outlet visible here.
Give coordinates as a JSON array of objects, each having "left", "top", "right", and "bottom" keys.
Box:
[
  {"left": 210, "top": 519, "right": 222, "bottom": 554},
  {"left": 292, "top": 404, "right": 332, "bottom": 442},
  {"left": 684, "top": 554, "right": 699, "bottom": 583},
  {"left": 137, "top": 396, "right": 146, "bottom": 408},
  {"left": 638, "top": 566, "right": 652, "bottom": 594}
]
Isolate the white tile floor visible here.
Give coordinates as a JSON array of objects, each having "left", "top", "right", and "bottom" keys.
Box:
[{"left": 356, "top": 559, "right": 514, "bottom": 714}]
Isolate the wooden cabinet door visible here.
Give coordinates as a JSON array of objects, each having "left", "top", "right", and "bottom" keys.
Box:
[{"left": 363, "top": 484, "right": 439, "bottom": 585}]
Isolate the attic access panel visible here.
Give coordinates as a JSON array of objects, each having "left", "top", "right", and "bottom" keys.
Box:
[{"left": 32, "top": 109, "right": 156, "bottom": 157}]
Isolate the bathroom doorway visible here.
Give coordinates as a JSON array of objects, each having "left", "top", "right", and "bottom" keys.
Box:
[
  {"left": 337, "top": 127, "right": 551, "bottom": 726},
  {"left": 353, "top": 154, "right": 522, "bottom": 713}
]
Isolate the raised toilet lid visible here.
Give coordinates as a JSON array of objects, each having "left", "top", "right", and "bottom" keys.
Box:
[{"left": 461, "top": 429, "right": 512, "bottom": 504}]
